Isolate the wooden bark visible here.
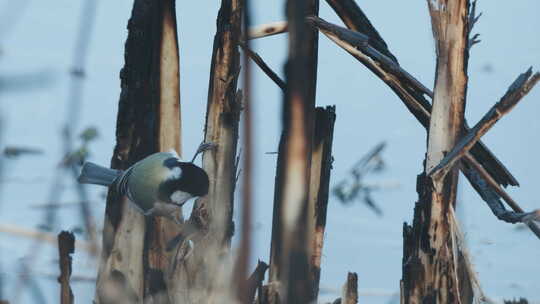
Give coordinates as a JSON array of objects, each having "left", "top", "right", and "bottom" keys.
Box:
[
  {"left": 341, "top": 272, "right": 358, "bottom": 304},
  {"left": 234, "top": 1, "right": 254, "bottom": 302},
  {"left": 324, "top": 0, "right": 397, "bottom": 63},
  {"left": 429, "top": 69, "right": 540, "bottom": 180},
  {"left": 166, "top": 0, "right": 242, "bottom": 302},
  {"left": 95, "top": 0, "right": 181, "bottom": 303},
  {"left": 331, "top": 272, "right": 358, "bottom": 304},
  {"left": 307, "top": 106, "right": 336, "bottom": 300},
  {"left": 241, "top": 44, "right": 286, "bottom": 91},
  {"left": 309, "top": 16, "right": 540, "bottom": 237},
  {"left": 267, "top": 0, "right": 319, "bottom": 303},
  {"left": 58, "top": 231, "right": 75, "bottom": 304},
  {"left": 248, "top": 21, "right": 288, "bottom": 40},
  {"left": 402, "top": 1, "right": 472, "bottom": 303},
  {"left": 308, "top": 15, "right": 517, "bottom": 189},
  {"left": 245, "top": 261, "right": 269, "bottom": 303}
]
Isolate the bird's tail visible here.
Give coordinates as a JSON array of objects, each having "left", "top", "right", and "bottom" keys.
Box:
[{"left": 78, "top": 162, "right": 122, "bottom": 186}]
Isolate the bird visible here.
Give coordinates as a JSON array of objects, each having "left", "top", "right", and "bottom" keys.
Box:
[{"left": 77, "top": 147, "right": 210, "bottom": 223}]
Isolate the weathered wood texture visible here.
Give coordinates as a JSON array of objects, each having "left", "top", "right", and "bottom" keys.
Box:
[
  {"left": 308, "top": 15, "right": 540, "bottom": 237},
  {"left": 248, "top": 21, "right": 288, "bottom": 40},
  {"left": 267, "top": 0, "right": 319, "bottom": 303},
  {"left": 402, "top": 1, "right": 472, "bottom": 303},
  {"left": 324, "top": 0, "right": 397, "bottom": 63},
  {"left": 167, "top": 0, "right": 242, "bottom": 302},
  {"left": 58, "top": 231, "right": 75, "bottom": 304},
  {"left": 308, "top": 106, "right": 336, "bottom": 300},
  {"left": 95, "top": 0, "right": 181, "bottom": 303},
  {"left": 330, "top": 272, "right": 358, "bottom": 304},
  {"left": 430, "top": 69, "right": 540, "bottom": 180},
  {"left": 234, "top": 1, "right": 253, "bottom": 302},
  {"left": 246, "top": 261, "right": 269, "bottom": 303},
  {"left": 241, "top": 44, "right": 286, "bottom": 91},
  {"left": 342, "top": 272, "right": 358, "bottom": 304},
  {"left": 316, "top": 5, "right": 519, "bottom": 186}
]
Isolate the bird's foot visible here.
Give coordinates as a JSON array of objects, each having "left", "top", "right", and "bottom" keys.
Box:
[
  {"left": 144, "top": 202, "right": 183, "bottom": 225},
  {"left": 190, "top": 141, "right": 217, "bottom": 162}
]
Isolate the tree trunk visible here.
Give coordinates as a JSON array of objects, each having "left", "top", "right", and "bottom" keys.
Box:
[
  {"left": 95, "top": 0, "right": 181, "bottom": 303},
  {"left": 166, "top": 0, "right": 242, "bottom": 302},
  {"left": 308, "top": 106, "right": 336, "bottom": 300},
  {"left": 267, "top": 0, "right": 319, "bottom": 303},
  {"left": 401, "top": 1, "right": 473, "bottom": 303}
]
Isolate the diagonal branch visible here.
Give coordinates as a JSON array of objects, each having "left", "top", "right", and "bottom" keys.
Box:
[
  {"left": 324, "top": 0, "right": 398, "bottom": 63},
  {"left": 240, "top": 43, "right": 286, "bottom": 90},
  {"left": 429, "top": 69, "right": 540, "bottom": 179},
  {"left": 462, "top": 154, "right": 540, "bottom": 234},
  {"left": 307, "top": 16, "right": 432, "bottom": 97},
  {"left": 308, "top": 16, "right": 540, "bottom": 239},
  {"left": 317, "top": 7, "right": 518, "bottom": 188}
]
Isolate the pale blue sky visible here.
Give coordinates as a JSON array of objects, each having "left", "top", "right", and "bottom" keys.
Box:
[{"left": 0, "top": 1, "right": 539, "bottom": 303}]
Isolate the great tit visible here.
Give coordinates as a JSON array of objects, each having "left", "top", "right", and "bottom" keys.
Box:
[{"left": 77, "top": 150, "right": 209, "bottom": 223}]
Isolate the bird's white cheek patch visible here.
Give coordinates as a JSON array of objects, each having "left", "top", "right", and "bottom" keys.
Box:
[
  {"left": 169, "top": 167, "right": 182, "bottom": 180},
  {"left": 171, "top": 191, "right": 192, "bottom": 205}
]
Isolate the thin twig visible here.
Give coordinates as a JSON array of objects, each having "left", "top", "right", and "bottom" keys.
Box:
[
  {"left": 430, "top": 69, "right": 540, "bottom": 179},
  {"left": 0, "top": 223, "right": 93, "bottom": 252},
  {"left": 239, "top": 43, "right": 286, "bottom": 91},
  {"left": 467, "top": 0, "right": 482, "bottom": 49}
]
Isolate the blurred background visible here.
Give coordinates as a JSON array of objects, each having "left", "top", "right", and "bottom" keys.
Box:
[{"left": 0, "top": 0, "right": 538, "bottom": 303}]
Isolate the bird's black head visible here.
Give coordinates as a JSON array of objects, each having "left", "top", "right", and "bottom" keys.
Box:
[{"left": 162, "top": 158, "right": 209, "bottom": 197}]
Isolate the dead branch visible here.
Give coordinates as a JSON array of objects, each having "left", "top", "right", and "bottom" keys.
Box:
[
  {"left": 324, "top": 0, "right": 397, "bottom": 63},
  {"left": 307, "top": 15, "right": 431, "bottom": 103},
  {"left": 467, "top": 0, "right": 482, "bottom": 49},
  {"left": 430, "top": 69, "right": 540, "bottom": 179},
  {"left": 462, "top": 154, "right": 540, "bottom": 234},
  {"left": 332, "top": 142, "right": 387, "bottom": 215},
  {"left": 95, "top": 0, "right": 182, "bottom": 302},
  {"left": 246, "top": 261, "right": 269, "bottom": 303},
  {"left": 331, "top": 272, "right": 358, "bottom": 304},
  {"left": 234, "top": 2, "right": 254, "bottom": 302},
  {"left": 402, "top": 1, "right": 472, "bottom": 303},
  {"left": 240, "top": 43, "right": 286, "bottom": 91},
  {"left": 248, "top": 21, "right": 288, "bottom": 40},
  {"left": 307, "top": 15, "right": 540, "bottom": 238},
  {"left": 310, "top": 11, "right": 518, "bottom": 188},
  {"left": 504, "top": 298, "right": 529, "bottom": 304},
  {"left": 0, "top": 223, "right": 92, "bottom": 252},
  {"left": 167, "top": 0, "right": 243, "bottom": 302},
  {"left": 342, "top": 272, "right": 358, "bottom": 304},
  {"left": 267, "top": 0, "right": 319, "bottom": 302},
  {"left": 308, "top": 106, "right": 337, "bottom": 300},
  {"left": 57, "top": 231, "right": 75, "bottom": 304}
]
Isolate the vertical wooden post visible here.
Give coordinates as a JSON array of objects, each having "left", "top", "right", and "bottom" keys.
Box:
[
  {"left": 235, "top": 0, "right": 254, "bottom": 302},
  {"left": 95, "top": 0, "right": 181, "bottom": 302},
  {"left": 166, "top": 0, "right": 242, "bottom": 302},
  {"left": 58, "top": 231, "right": 75, "bottom": 304},
  {"left": 268, "top": 0, "right": 319, "bottom": 302},
  {"left": 401, "top": 1, "right": 473, "bottom": 303},
  {"left": 307, "top": 106, "right": 336, "bottom": 300}
]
